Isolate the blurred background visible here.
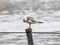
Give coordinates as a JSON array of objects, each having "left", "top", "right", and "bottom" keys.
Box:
[
  {"left": 0, "top": 0, "right": 60, "bottom": 32},
  {"left": 0, "top": 0, "right": 60, "bottom": 45}
]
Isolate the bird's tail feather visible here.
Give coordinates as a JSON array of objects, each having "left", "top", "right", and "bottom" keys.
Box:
[{"left": 37, "top": 22, "right": 43, "bottom": 23}]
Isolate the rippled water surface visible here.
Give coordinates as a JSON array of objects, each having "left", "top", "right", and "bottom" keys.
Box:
[{"left": 0, "top": 33, "right": 60, "bottom": 45}]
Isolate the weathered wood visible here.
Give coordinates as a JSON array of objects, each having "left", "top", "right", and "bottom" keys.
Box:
[{"left": 25, "top": 28, "right": 34, "bottom": 45}]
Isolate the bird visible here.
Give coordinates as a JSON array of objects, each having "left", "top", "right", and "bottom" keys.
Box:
[{"left": 23, "top": 16, "right": 43, "bottom": 28}]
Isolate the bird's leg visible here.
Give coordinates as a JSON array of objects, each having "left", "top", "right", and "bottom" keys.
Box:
[{"left": 29, "top": 24, "right": 31, "bottom": 28}]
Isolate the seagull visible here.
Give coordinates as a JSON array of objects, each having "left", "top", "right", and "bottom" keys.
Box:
[{"left": 23, "top": 16, "right": 43, "bottom": 28}]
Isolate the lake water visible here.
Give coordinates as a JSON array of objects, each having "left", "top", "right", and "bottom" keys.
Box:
[
  {"left": 0, "top": 11, "right": 60, "bottom": 32},
  {"left": 0, "top": 32, "right": 60, "bottom": 45},
  {"left": 0, "top": 0, "right": 60, "bottom": 45},
  {"left": 0, "top": 0, "right": 60, "bottom": 32}
]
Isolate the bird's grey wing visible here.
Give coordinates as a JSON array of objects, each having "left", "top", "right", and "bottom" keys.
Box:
[
  {"left": 31, "top": 19, "right": 43, "bottom": 23},
  {"left": 31, "top": 19, "right": 37, "bottom": 23}
]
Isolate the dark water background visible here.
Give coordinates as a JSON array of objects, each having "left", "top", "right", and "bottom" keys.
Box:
[{"left": 0, "top": 32, "right": 60, "bottom": 45}]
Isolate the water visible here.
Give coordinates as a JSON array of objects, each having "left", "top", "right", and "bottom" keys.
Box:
[
  {"left": 0, "top": 0, "right": 60, "bottom": 32},
  {"left": 0, "top": 0, "right": 60, "bottom": 45},
  {"left": 0, "top": 32, "right": 60, "bottom": 45},
  {"left": 0, "top": 11, "right": 60, "bottom": 32}
]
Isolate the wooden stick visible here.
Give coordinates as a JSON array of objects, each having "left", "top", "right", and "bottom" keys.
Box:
[{"left": 25, "top": 28, "right": 34, "bottom": 45}]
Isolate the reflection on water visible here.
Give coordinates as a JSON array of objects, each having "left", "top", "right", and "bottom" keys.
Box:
[
  {"left": 0, "top": 33, "right": 27, "bottom": 45},
  {"left": 0, "top": 32, "right": 60, "bottom": 45}
]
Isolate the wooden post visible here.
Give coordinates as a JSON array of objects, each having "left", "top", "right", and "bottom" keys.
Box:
[{"left": 25, "top": 28, "right": 34, "bottom": 45}]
